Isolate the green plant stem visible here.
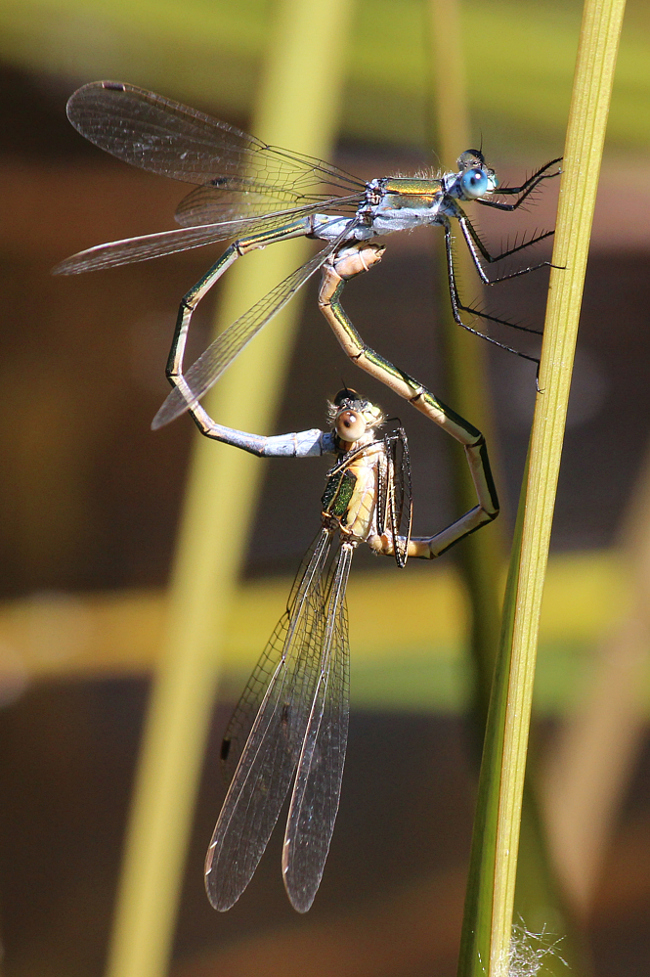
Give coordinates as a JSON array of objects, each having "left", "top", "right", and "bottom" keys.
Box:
[{"left": 458, "top": 0, "right": 627, "bottom": 974}]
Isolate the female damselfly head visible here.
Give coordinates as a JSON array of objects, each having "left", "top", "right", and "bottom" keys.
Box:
[{"left": 327, "top": 388, "right": 385, "bottom": 443}]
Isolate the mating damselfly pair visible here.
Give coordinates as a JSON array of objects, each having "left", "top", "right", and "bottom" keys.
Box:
[{"left": 55, "top": 80, "right": 559, "bottom": 910}]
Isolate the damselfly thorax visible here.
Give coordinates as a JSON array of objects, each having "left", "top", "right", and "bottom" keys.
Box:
[{"left": 321, "top": 439, "right": 386, "bottom": 544}]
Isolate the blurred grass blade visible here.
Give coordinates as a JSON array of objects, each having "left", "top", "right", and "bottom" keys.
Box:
[
  {"left": 457, "top": 0, "right": 628, "bottom": 974},
  {"left": 542, "top": 442, "right": 650, "bottom": 914},
  {"left": 427, "top": 0, "right": 505, "bottom": 719},
  {"left": 103, "top": 3, "right": 355, "bottom": 977}
]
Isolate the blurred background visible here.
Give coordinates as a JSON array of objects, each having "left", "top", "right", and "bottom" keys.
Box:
[{"left": 0, "top": 0, "right": 649, "bottom": 974}]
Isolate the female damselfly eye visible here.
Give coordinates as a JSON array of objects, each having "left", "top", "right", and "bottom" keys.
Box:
[
  {"left": 336, "top": 409, "right": 367, "bottom": 442},
  {"left": 460, "top": 167, "right": 490, "bottom": 199}
]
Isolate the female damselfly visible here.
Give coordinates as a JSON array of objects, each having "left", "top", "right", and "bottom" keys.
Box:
[
  {"left": 53, "top": 81, "right": 560, "bottom": 428},
  {"left": 199, "top": 381, "right": 495, "bottom": 912}
]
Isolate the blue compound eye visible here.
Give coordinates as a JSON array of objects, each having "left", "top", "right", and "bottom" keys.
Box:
[{"left": 460, "top": 167, "right": 489, "bottom": 199}]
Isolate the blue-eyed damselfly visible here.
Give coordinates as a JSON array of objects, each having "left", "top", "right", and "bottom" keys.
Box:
[{"left": 53, "top": 81, "right": 560, "bottom": 428}]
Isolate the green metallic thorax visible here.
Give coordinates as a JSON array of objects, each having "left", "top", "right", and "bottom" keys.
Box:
[
  {"left": 381, "top": 177, "right": 443, "bottom": 209},
  {"left": 321, "top": 466, "right": 357, "bottom": 524}
]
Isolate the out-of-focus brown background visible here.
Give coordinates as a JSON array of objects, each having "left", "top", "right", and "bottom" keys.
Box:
[{"left": 0, "top": 0, "right": 649, "bottom": 974}]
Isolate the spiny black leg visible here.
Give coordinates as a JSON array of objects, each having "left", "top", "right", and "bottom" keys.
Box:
[
  {"left": 460, "top": 215, "right": 555, "bottom": 268},
  {"left": 477, "top": 157, "right": 562, "bottom": 212},
  {"left": 444, "top": 223, "right": 541, "bottom": 361},
  {"left": 492, "top": 157, "right": 562, "bottom": 195}
]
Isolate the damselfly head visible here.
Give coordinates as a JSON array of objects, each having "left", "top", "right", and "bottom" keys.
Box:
[
  {"left": 328, "top": 388, "right": 384, "bottom": 442},
  {"left": 456, "top": 149, "right": 498, "bottom": 198}
]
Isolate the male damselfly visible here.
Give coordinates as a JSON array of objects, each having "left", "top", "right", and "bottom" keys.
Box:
[{"left": 54, "top": 81, "right": 560, "bottom": 428}]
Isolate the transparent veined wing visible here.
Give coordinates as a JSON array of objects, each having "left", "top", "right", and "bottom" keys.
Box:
[
  {"left": 377, "top": 427, "right": 413, "bottom": 567},
  {"left": 219, "top": 532, "right": 333, "bottom": 786},
  {"left": 52, "top": 199, "right": 360, "bottom": 275},
  {"left": 52, "top": 216, "right": 286, "bottom": 274},
  {"left": 205, "top": 529, "right": 333, "bottom": 911},
  {"left": 282, "top": 542, "right": 352, "bottom": 912},
  {"left": 151, "top": 225, "right": 360, "bottom": 428},
  {"left": 390, "top": 426, "right": 413, "bottom": 567},
  {"left": 66, "top": 82, "right": 365, "bottom": 196},
  {"left": 174, "top": 184, "right": 361, "bottom": 228}
]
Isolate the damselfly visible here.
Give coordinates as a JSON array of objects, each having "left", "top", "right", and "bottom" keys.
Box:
[
  {"left": 198, "top": 380, "right": 495, "bottom": 912},
  {"left": 54, "top": 81, "right": 560, "bottom": 428}
]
